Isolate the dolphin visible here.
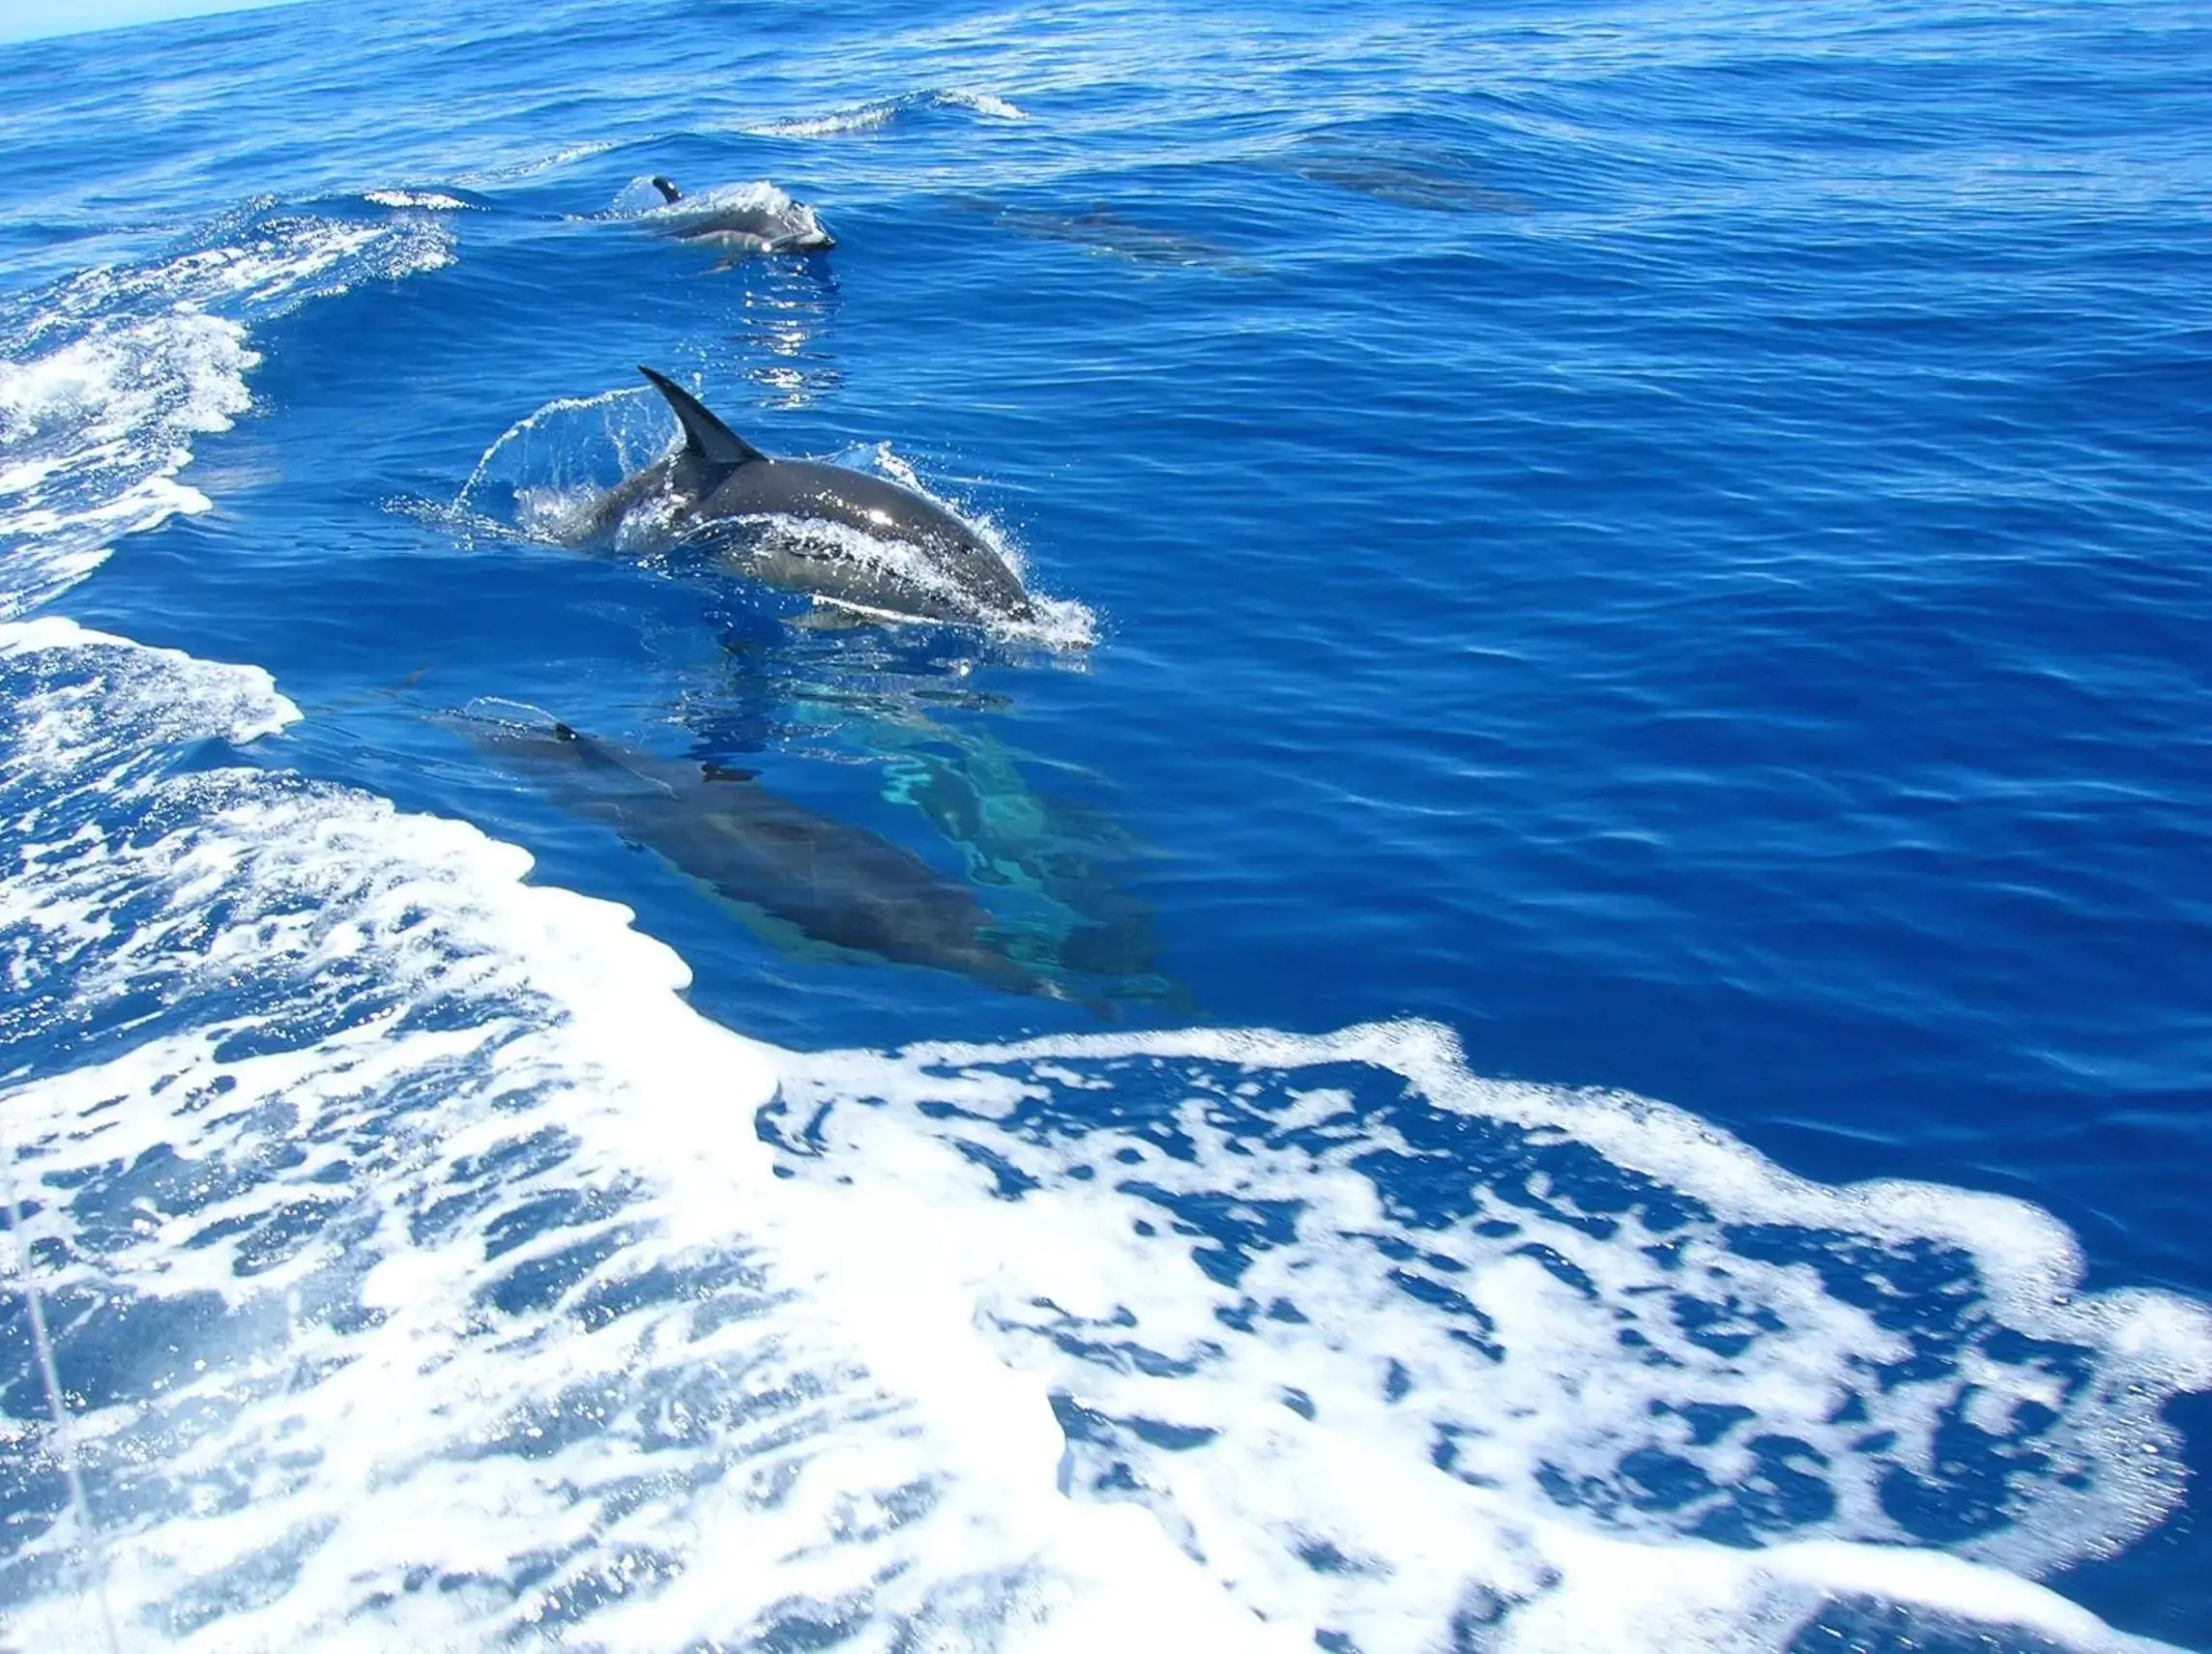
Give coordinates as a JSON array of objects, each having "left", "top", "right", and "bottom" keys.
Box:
[
  {"left": 582, "top": 366, "right": 1037, "bottom": 626},
  {"left": 958, "top": 199, "right": 1254, "bottom": 272},
  {"left": 649, "top": 177, "right": 836, "bottom": 254},
  {"left": 454, "top": 711, "right": 1058, "bottom": 998},
  {"left": 1270, "top": 141, "right": 1528, "bottom": 214}
]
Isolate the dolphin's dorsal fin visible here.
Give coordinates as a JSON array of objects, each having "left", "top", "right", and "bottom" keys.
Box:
[{"left": 638, "top": 366, "right": 768, "bottom": 469}]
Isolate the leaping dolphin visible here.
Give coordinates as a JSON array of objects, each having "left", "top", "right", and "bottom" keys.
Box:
[
  {"left": 648, "top": 176, "right": 836, "bottom": 254},
  {"left": 583, "top": 366, "right": 1038, "bottom": 627}
]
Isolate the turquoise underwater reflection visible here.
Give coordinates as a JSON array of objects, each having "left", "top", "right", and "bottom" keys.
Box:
[
  {"left": 448, "top": 670, "right": 1181, "bottom": 1014},
  {"left": 443, "top": 374, "right": 1175, "bottom": 1013}
]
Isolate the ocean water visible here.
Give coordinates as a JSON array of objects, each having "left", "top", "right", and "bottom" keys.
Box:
[{"left": 3, "top": 0, "right": 2209, "bottom": 1649}]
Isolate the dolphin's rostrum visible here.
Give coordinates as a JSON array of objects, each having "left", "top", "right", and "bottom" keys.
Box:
[{"left": 585, "top": 367, "right": 1037, "bottom": 626}]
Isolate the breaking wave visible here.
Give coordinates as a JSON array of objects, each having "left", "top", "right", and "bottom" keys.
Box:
[
  {"left": 363, "top": 189, "right": 475, "bottom": 211},
  {"left": 0, "top": 209, "right": 453, "bottom": 619},
  {"left": 741, "top": 88, "right": 1030, "bottom": 139},
  {"left": 4, "top": 613, "right": 2205, "bottom": 1649}
]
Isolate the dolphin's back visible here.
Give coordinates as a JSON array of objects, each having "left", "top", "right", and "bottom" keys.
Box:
[
  {"left": 667, "top": 206, "right": 781, "bottom": 244},
  {"left": 605, "top": 763, "right": 1041, "bottom": 990},
  {"left": 709, "top": 459, "right": 993, "bottom": 550},
  {"left": 697, "top": 461, "right": 1032, "bottom": 621},
  {"left": 465, "top": 718, "right": 1041, "bottom": 993},
  {"left": 599, "top": 368, "right": 1035, "bottom": 624},
  {"left": 647, "top": 185, "right": 834, "bottom": 253}
]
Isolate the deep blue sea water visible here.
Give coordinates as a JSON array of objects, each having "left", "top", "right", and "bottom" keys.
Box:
[{"left": 3, "top": 0, "right": 2209, "bottom": 1648}]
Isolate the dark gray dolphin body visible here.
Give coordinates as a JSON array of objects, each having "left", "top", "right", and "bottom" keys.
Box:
[
  {"left": 457, "top": 712, "right": 1055, "bottom": 998},
  {"left": 959, "top": 199, "right": 1254, "bottom": 271},
  {"left": 583, "top": 366, "right": 1036, "bottom": 625},
  {"left": 649, "top": 177, "right": 836, "bottom": 254}
]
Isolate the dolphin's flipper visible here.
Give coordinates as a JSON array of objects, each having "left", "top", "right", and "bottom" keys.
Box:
[{"left": 638, "top": 366, "right": 769, "bottom": 469}]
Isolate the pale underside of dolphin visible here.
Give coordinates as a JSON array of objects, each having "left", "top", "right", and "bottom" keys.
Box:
[
  {"left": 581, "top": 366, "right": 1037, "bottom": 626},
  {"left": 456, "top": 711, "right": 1058, "bottom": 998}
]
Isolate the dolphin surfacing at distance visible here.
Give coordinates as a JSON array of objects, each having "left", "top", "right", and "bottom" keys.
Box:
[
  {"left": 584, "top": 366, "right": 1038, "bottom": 626},
  {"left": 456, "top": 711, "right": 1058, "bottom": 998},
  {"left": 649, "top": 176, "right": 835, "bottom": 254}
]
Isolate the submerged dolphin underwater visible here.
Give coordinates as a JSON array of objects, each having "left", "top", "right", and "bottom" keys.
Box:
[
  {"left": 647, "top": 176, "right": 836, "bottom": 255},
  {"left": 580, "top": 366, "right": 1039, "bottom": 625},
  {"left": 453, "top": 709, "right": 1061, "bottom": 999}
]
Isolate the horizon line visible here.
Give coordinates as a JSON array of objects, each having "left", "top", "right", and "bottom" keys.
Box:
[{"left": 0, "top": 0, "right": 306, "bottom": 47}]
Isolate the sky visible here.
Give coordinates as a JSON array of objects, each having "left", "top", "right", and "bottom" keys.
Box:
[{"left": 0, "top": 0, "right": 302, "bottom": 45}]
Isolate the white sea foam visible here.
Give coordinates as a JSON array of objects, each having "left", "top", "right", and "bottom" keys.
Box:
[
  {"left": 760, "top": 1030, "right": 2212, "bottom": 1652},
  {"left": 0, "top": 308, "right": 246, "bottom": 617},
  {"left": 364, "top": 189, "right": 473, "bottom": 211},
  {"left": 744, "top": 102, "right": 906, "bottom": 139},
  {"left": 940, "top": 88, "right": 1030, "bottom": 121},
  {"left": 22, "top": 215, "right": 453, "bottom": 326},
  {"left": 0, "top": 614, "right": 298, "bottom": 761},
  {"left": 2, "top": 620, "right": 2206, "bottom": 1652},
  {"left": 0, "top": 213, "right": 455, "bottom": 619},
  {"left": 0, "top": 623, "right": 1290, "bottom": 1654}
]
